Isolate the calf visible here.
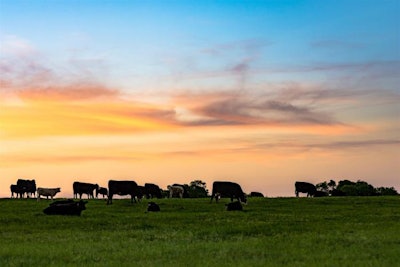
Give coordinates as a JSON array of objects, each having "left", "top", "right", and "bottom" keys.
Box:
[
  {"left": 96, "top": 187, "right": 108, "bottom": 199},
  {"left": 10, "top": 184, "right": 24, "bottom": 198},
  {"left": 37, "top": 187, "right": 61, "bottom": 201},
  {"left": 43, "top": 200, "right": 87, "bottom": 216},
  {"left": 226, "top": 201, "right": 243, "bottom": 211},
  {"left": 147, "top": 202, "right": 160, "bottom": 212}
]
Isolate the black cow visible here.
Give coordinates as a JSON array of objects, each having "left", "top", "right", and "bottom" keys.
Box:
[
  {"left": 10, "top": 184, "right": 24, "bottom": 198},
  {"left": 144, "top": 183, "right": 162, "bottom": 199},
  {"left": 73, "top": 182, "right": 99, "bottom": 199},
  {"left": 147, "top": 202, "right": 160, "bottom": 212},
  {"left": 136, "top": 185, "right": 145, "bottom": 201},
  {"left": 226, "top": 201, "right": 243, "bottom": 211},
  {"left": 250, "top": 192, "right": 264, "bottom": 197},
  {"left": 295, "top": 181, "right": 316, "bottom": 197},
  {"left": 210, "top": 181, "right": 247, "bottom": 203},
  {"left": 43, "top": 200, "right": 87, "bottom": 216},
  {"left": 107, "top": 180, "right": 139, "bottom": 205},
  {"left": 17, "top": 179, "right": 36, "bottom": 198},
  {"left": 96, "top": 187, "right": 108, "bottom": 199}
]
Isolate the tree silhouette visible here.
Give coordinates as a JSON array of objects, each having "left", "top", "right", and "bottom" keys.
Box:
[{"left": 188, "top": 180, "right": 208, "bottom": 198}]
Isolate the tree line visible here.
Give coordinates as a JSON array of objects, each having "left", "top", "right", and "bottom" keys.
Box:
[{"left": 315, "top": 179, "right": 398, "bottom": 196}]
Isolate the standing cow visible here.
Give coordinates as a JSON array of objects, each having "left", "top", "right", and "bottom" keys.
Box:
[
  {"left": 144, "top": 183, "right": 162, "bottom": 199},
  {"left": 73, "top": 182, "right": 99, "bottom": 199},
  {"left": 210, "top": 181, "right": 247, "bottom": 203},
  {"left": 168, "top": 185, "right": 184, "bottom": 198},
  {"left": 37, "top": 188, "right": 61, "bottom": 201},
  {"left": 17, "top": 179, "right": 36, "bottom": 198},
  {"left": 107, "top": 180, "right": 139, "bottom": 205},
  {"left": 295, "top": 181, "right": 316, "bottom": 197},
  {"left": 96, "top": 187, "right": 108, "bottom": 199},
  {"left": 10, "top": 184, "right": 24, "bottom": 198}
]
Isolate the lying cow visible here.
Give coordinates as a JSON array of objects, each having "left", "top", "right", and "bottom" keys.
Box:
[
  {"left": 167, "top": 185, "right": 184, "bottom": 198},
  {"left": 43, "top": 200, "right": 87, "bottom": 216},
  {"left": 226, "top": 201, "right": 243, "bottom": 211},
  {"left": 37, "top": 187, "right": 61, "bottom": 201},
  {"left": 147, "top": 202, "right": 160, "bottom": 212},
  {"left": 250, "top": 192, "right": 264, "bottom": 197}
]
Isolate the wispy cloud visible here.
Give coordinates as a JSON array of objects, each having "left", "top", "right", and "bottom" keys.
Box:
[
  {"left": 200, "top": 38, "right": 272, "bottom": 56},
  {"left": 171, "top": 89, "right": 344, "bottom": 127}
]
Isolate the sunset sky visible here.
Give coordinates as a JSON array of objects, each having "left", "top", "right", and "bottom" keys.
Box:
[{"left": 1, "top": 0, "right": 399, "bottom": 197}]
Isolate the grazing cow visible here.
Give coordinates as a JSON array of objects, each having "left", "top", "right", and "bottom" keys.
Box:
[
  {"left": 250, "top": 192, "right": 264, "bottom": 197},
  {"left": 295, "top": 181, "right": 316, "bottom": 197},
  {"left": 144, "top": 183, "right": 162, "bottom": 199},
  {"left": 17, "top": 179, "right": 36, "bottom": 198},
  {"left": 10, "top": 184, "right": 24, "bottom": 198},
  {"left": 168, "top": 185, "right": 184, "bottom": 198},
  {"left": 226, "top": 201, "right": 243, "bottom": 211},
  {"left": 37, "top": 187, "right": 61, "bottom": 201},
  {"left": 147, "top": 202, "right": 160, "bottom": 212},
  {"left": 136, "top": 185, "right": 145, "bottom": 201},
  {"left": 107, "top": 180, "right": 139, "bottom": 205},
  {"left": 96, "top": 187, "right": 108, "bottom": 199},
  {"left": 210, "top": 181, "right": 247, "bottom": 203},
  {"left": 43, "top": 200, "right": 87, "bottom": 216},
  {"left": 172, "top": 183, "right": 190, "bottom": 198},
  {"left": 73, "top": 182, "right": 99, "bottom": 199}
]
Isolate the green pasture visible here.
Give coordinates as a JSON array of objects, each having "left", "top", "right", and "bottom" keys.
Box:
[{"left": 0, "top": 196, "right": 399, "bottom": 266}]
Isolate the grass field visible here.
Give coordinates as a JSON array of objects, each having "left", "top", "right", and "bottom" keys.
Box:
[{"left": 0, "top": 196, "right": 399, "bottom": 266}]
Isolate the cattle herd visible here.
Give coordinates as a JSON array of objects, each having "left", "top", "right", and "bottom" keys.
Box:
[{"left": 7, "top": 179, "right": 323, "bottom": 215}]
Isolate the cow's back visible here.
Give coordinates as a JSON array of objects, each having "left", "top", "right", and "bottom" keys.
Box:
[
  {"left": 108, "top": 180, "right": 137, "bottom": 195},
  {"left": 212, "top": 181, "right": 242, "bottom": 196}
]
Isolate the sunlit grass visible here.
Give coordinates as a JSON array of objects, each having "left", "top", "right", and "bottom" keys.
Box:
[{"left": 0, "top": 197, "right": 399, "bottom": 266}]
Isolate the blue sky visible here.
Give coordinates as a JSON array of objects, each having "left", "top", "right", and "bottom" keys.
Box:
[{"left": 2, "top": 0, "right": 398, "bottom": 92}]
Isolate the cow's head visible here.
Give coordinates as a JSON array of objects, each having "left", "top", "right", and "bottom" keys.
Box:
[
  {"left": 241, "top": 194, "right": 247, "bottom": 204},
  {"left": 78, "top": 200, "right": 88, "bottom": 210}
]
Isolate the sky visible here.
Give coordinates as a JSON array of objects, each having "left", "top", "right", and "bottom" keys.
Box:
[{"left": 0, "top": 0, "right": 399, "bottom": 198}]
